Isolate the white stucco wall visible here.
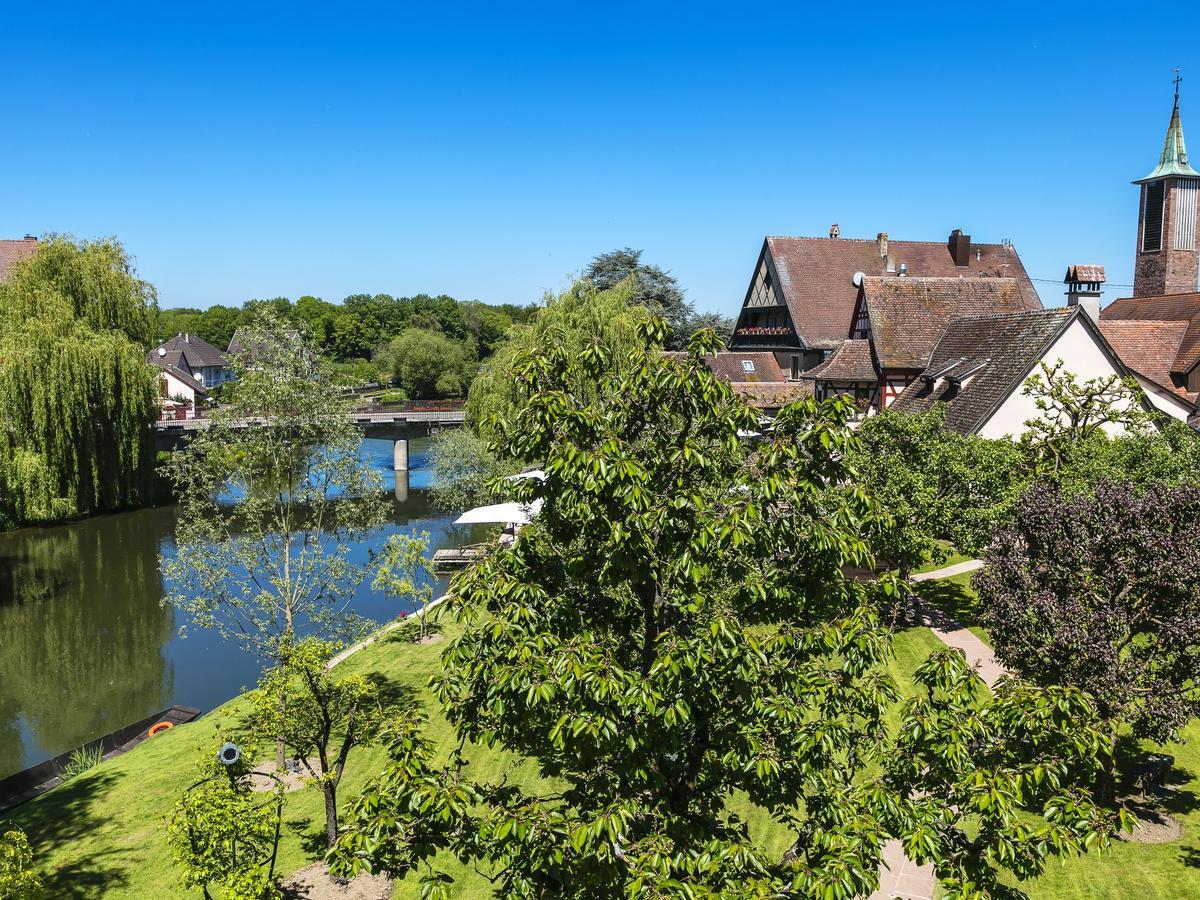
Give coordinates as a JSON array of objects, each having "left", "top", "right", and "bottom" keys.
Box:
[
  {"left": 161, "top": 370, "right": 200, "bottom": 405},
  {"left": 1134, "top": 375, "right": 1193, "bottom": 422},
  {"left": 977, "top": 318, "right": 1144, "bottom": 440}
]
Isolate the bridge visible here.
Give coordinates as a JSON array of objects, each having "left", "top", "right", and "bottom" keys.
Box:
[{"left": 153, "top": 404, "right": 465, "bottom": 450}]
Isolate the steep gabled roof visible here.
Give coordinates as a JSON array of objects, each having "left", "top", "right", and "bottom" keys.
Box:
[
  {"left": 801, "top": 339, "right": 877, "bottom": 382},
  {"left": 1135, "top": 92, "right": 1200, "bottom": 182},
  {"left": 1101, "top": 293, "right": 1200, "bottom": 374},
  {"left": 860, "top": 277, "right": 1030, "bottom": 370},
  {"left": 150, "top": 333, "right": 229, "bottom": 371},
  {"left": 891, "top": 308, "right": 1081, "bottom": 434},
  {"left": 0, "top": 237, "right": 37, "bottom": 281},
  {"left": 1099, "top": 319, "right": 1193, "bottom": 401},
  {"left": 751, "top": 234, "right": 1040, "bottom": 350}
]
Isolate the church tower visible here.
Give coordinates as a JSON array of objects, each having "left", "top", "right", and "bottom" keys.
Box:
[{"left": 1133, "top": 80, "right": 1200, "bottom": 297}]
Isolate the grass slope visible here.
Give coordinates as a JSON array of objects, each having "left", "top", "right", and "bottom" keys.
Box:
[
  {"left": 916, "top": 574, "right": 1200, "bottom": 900},
  {"left": 4, "top": 624, "right": 946, "bottom": 899}
]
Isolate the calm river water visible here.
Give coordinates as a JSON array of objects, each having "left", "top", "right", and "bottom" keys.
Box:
[{"left": 0, "top": 436, "right": 483, "bottom": 779}]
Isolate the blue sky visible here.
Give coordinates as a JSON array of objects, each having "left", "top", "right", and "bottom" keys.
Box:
[{"left": 1, "top": 2, "right": 1196, "bottom": 316}]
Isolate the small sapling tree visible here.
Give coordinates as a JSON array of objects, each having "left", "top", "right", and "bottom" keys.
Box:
[
  {"left": 163, "top": 312, "right": 389, "bottom": 766},
  {"left": 372, "top": 531, "right": 437, "bottom": 641},
  {"left": 0, "top": 829, "right": 44, "bottom": 900},
  {"left": 167, "top": 749, "right": 283, "bottom": 900},
  {"left": 247, "top": 637, "right": 384, "bottom": 847},
  {"left": 975, "top": 480, "right": 1200, "bottom": 803}
]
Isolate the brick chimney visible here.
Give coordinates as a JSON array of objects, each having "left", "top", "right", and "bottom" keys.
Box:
[
  {"left": 948, "top": 229, "right": 971, "bottom": 267},
  {"left": 829, "top": 223, "right": 840, "bottom": 239},
  {"left": 876, "top": 232, "right": 889, "bottom": 259}
]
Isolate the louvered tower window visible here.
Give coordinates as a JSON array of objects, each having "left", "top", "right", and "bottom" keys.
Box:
[{"left": 1143, "top": 181, "right": 1166, "bottom": 251}]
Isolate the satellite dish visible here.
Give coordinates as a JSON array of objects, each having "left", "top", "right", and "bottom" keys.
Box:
[
  {"left": 158, "top": 347, "right": 167, "bottom": 357},
  {"left": 851, "top": 271, "right": 866, "bottom": 287}
]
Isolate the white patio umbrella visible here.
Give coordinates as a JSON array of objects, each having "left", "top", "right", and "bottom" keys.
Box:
[{"left": 454, "top": 499, "right": 543, "bottom": 526}]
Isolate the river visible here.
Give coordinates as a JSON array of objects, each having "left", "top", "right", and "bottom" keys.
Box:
[{"left": 0, "top": 436, "right": 484, "bottom": 780}]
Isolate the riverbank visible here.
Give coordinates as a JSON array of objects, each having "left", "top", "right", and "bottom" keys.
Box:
[{"left": 0, "top": 437, "right": 486, "bottom": 780}]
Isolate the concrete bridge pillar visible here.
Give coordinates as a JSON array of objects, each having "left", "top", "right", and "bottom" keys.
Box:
[
  {"left": 394, "top": 471, "right": 409, "bottom": 504},
  {"left": 393, "top": 439, "right": 409, "bottom": 472}
]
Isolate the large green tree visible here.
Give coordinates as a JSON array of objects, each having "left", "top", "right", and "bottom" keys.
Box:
[
  {"left": 0, "top": 236, "right": 159, "bottom": 527},
  {"left": 375, "top": 327, "right": 475, "bottom": 399},
  {"left": 332, "top": 325, "right": 1116, "bottom": 897}
]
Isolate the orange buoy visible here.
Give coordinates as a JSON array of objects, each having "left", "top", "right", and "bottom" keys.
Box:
[{"left": 148, "top": 721, "right": 174, "bottom": 737}]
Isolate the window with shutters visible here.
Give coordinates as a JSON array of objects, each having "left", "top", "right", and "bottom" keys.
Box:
[{"left": 1143, "top": 181, "right": 1166, "bottom": 252}]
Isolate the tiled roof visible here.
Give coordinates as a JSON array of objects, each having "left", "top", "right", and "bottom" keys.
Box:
[
  {"left": 1066, "top": 264, "right": 1106, "bottom": 283},
  {"left": 701, "top": 351, "right": 785, "bottom": 383},
  {"left": 891, "top": 308, "right": 1078, "bottom": 434},
  {"left": 1099, "top": 320, "right": 1192, "bottom": 400},
  {"left": 861, "top": 277, "right": 1030, "bottom": 371},
  {"left": 0, "top": 237, "right": 37, "bottom": 281},
  {"left": 801, "top": 340, "right": 877, "bottom": 382},
  {"left": 756, "top": 234, "right": 1040, "bottom": 350},
  {"left": 730, "top": 380, "right": 812, "bottom": 409},
  {"left": 150, "top": 333, "right": 230, "bottom": 371},
  {"left": 1101, "top": 293, "right": 1200, "bottom": 375}
]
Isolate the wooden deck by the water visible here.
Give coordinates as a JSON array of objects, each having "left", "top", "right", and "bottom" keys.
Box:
[{"left": 433, "top": 544, "right": 490, "bottom": 572}]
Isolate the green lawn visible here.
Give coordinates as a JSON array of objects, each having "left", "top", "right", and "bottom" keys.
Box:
[
  {"left": 15, "top": 601, "right": 1194, "bottom": 900},
  {"left": 911, "top": 542, "right": 973, "bottom": 575},
  {"left": 4, "top": 624, "right": 946, "bottom": 898},
  {"left": 916, "top": 573, "right": 1200, "bottom": 900}
]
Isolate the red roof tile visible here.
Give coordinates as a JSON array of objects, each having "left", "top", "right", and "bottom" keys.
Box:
[
  {"left": 0, "top": 237, "right": 37, "bottom": 281},
  {"left": 700, "top": 351, "right": 785, "bottom": 383},
  {"left": 801, "top": 340, "right": 877, "bottom": 382},
  {"left": 1101, "top": 293, "right": 1200, "bottom": 375},
  {"left": 756, "top": 234, "right": 1040, "bottom": 350},
  {"left": 1099, "top": 319, "right": 1193, "bottom": 400},
  {"left": 861, "top": 277, "right": 1031, "bottom": 370}
]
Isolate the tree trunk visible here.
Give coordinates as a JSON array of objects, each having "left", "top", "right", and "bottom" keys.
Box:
[
  {"left": 1095, "top": 731, "right": 1120, "bottom": 807},
  {"left": 324, "top": 782, "right": 339, "bottom": 847},
  {"left": 275, "top": 677, "right": 287, "bottom": 771}
]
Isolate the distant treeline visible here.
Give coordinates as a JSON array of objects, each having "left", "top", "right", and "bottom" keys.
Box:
[{"left": 155, "top": 293, "right": 537, "bottom": 363}]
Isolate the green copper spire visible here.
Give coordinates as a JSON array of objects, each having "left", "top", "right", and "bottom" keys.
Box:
[{"left": 1136, "top": 79, "right": 1200, "bottom": 183}]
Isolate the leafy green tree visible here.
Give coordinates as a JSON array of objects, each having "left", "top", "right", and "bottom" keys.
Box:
[
  {"left": 427, "top": 427, "right": 521, "bottom": 511},
  {"left": 167, "top": 750, "right": 283, "bottom": 900},
  {"left": 1052, "top": 419, "right": 1200, "bottom": 497},
  {"left": 0, "top": 235, "right": 159, "bottom": 527},
  {"left": 1020, "top": 359, "right": 1153, "bottom": 475},
  {"left": 975, "top": 480, "right": 1200, "bottom": 804},
  {"left": 376, "top": 327, "right": 475, "bottom": 398},
  {"left": 372, "top": 532, "right": 437, "bottom": 641},
  {"left": 0, "top": 829, "right": 44, "bottom": 900},
  {"left": 851, "top": 406, "right": 1025, "bottom": 581},
  {"left": 333, "top": 324, "right": 1115, "bottom": 896},
  {"left": 465, "top": 278, "right": 648, "bottom": 440},
  {"left": 162, "top": 313, "right": 388, "bottom": 763},
  {"left": 247, "top": 638, "right": 385, "bottom": 847}
]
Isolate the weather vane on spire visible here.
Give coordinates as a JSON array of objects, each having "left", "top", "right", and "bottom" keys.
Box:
[{"left": 1174, "top": 67, "right": 1182, "bottom": 102}]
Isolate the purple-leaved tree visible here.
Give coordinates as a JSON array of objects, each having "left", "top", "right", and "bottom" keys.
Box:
[{"left": 975, "top": 480, "right": 1200, "bottom": 802}]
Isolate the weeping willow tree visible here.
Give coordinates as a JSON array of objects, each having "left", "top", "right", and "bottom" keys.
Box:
[{"left": 0, "top": 236, "right": 159, "bottom": 527}]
